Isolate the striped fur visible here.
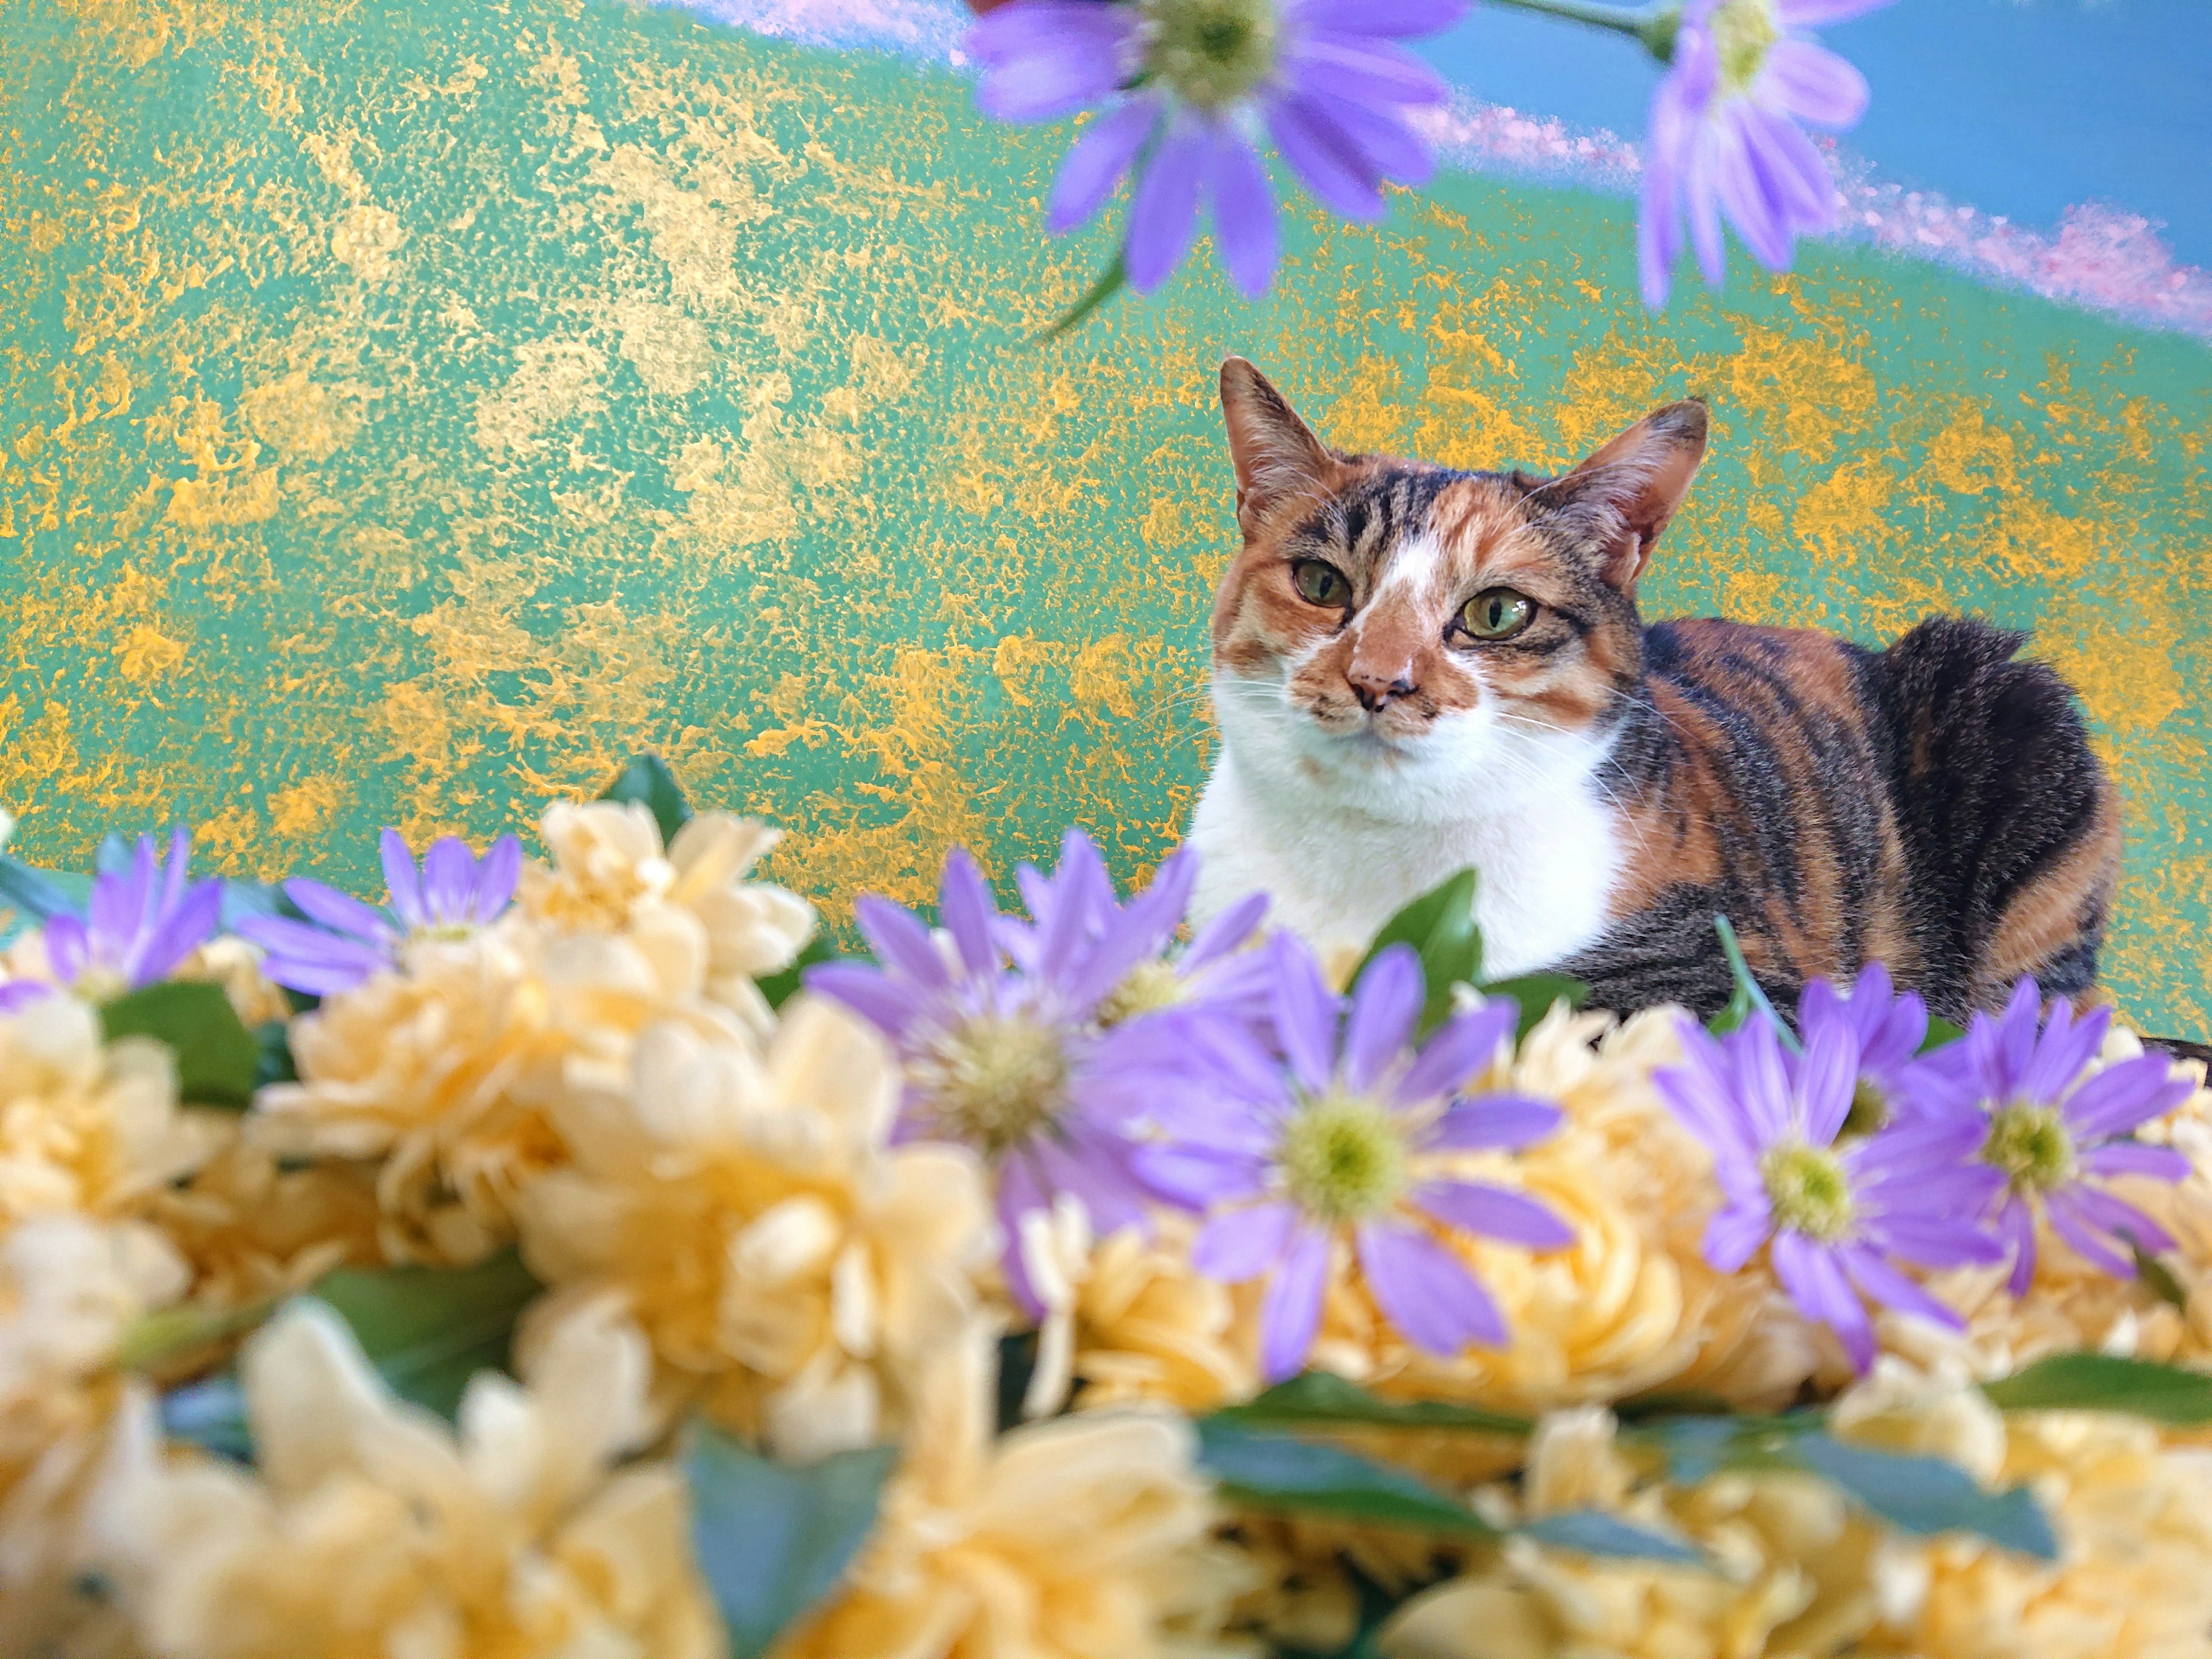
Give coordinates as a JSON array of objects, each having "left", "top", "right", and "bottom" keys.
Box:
[{"left": 1190, "top": 358, "right": 2120, "bottom": 1021}]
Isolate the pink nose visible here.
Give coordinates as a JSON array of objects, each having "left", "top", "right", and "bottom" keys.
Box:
[{"left": 1346, "top": 668, "right": 1418, "bottom": 712}]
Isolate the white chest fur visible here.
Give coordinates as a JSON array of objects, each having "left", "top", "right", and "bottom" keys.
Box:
[{"left": 1188, "top": 674, "right": 1625, "bottom": 978}]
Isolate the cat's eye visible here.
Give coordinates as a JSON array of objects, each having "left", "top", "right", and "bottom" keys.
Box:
[
  {"left": 1290, "top": 560, "right": 1350, "bottom": 608},
  {"left": 1458, "top": 588, "right": 1536, "bottom": 641}
]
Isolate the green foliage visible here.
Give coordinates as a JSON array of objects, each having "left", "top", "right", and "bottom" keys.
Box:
[
  {"left": 1519, "top": 1509, "right": 1703, "bottom": 1566},
  {"left": 252, "top": 1018, "right": 300, "bottom": 1089},
  {"left": 1209, "top": 1370, "right": 1530, "bottom": 1438},
  {"left": 2135, "top": 1243, "right": 2190, "bottom": 1310},
  {"left": 598, "top": 753, "right": 694, "bottom": 846},
  {"left": 1707, "top": 915, "right": 1800, "bottom": 1051},
  {"left": 0, "top": 850, "right": 85, "bottom": 935},
  {"left": 1196, "top": 1418, "right": 1499, "bottom": 1538},
  {"left": 1479, "top": 971, "right": 1590, "bottom": 1041},
  {"left": 685, "top": 1426, "right": 899, "bottom": 1659},
  {"left": 1981, "top": 1351, "right": 2212, "bottom": 1424},
  {"left": 311, "top": 1251, "right": 544, "bottom": 1419},
  {"left": 757, "top": 933, "right": 840, "bottom": 1012},
  {"left": 1350, "top": 869, "right": 1483, "bottom": 1037},
  {"left": 1919, "top": 1012, "right": 1966, "bottom": 1052},
  {"left": 100, "top": 980, "right": 260, "bottom": 1108}
]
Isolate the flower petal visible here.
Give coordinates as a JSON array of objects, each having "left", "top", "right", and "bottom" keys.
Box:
[
  {"left": 1776, "top": 0, "right": 1899, "bottom": 26},
  {"left": 1342, "top": 944, "right": 1421, "bottom": 1094},
  {"left": 1772, "top": 1230, "right": 1872, "bottom": 1370},
  {"left": 1124, "top": 111, "right": 1208, "bottom": 294},
  {"left": 420, "top": 838, "right": 477, "bottom": 924},
  {"left": 1798, "top": 1014, "right": 1858, "bottom": 1145},
  {"left": 1397, "top": 1002, "right": 1516, "bottom": 1105},
  {"left": 1357, "top": 1222, "right": 1506, "bottom": 1354},
  {"left": 1134, "top": 1142, "right": 1270, "bottom": 1209},
  {"left": 1267, "top": 932, "right": 1340, "bottom": 1096},
  {"left": 2066, "top": 1183, "right": 2177, "bottom": 1259},
  {"left": 1412, "top": 1180, "right": 1574, "bottom": 1250},
  {"left": 1759, "top": 37, "right": 1869, "bottom": 128},
  {"left": 805, "top": 962, "right": 920, "bottom": 1042},
  {"left": 1047, "top": 96, "right": 1160, "bottom": 234},
  {"left": 854, "top": 895, "right": 950, "bottom": 990},
  {"left": 283, "top": 877, "right": 397, "bottom": 946},
  {"left": 2063, "top": 1055, "right": 2194, "bottom": 1140},
  {"left": 1294, "top": 0, "right": 1469, "bottom": 37},
  {"left": 1703, "top": 1201, "right": 1773, "bottom": 1273},
  {"left": 973, "top": 15, "right": 1136, "bottom": 122},
  {"left": 2043, "top": 1187, "right": 2137, "bottom": 1279},
  {"left": 1996, "top": 1192, "right": 2036, "bottom": 1298},
  {"left": 1425, "top": 1093, "right": 1564, "bottom": 1156},
  {"left": 1264, "top": 92, "right": 1385, "bottom": 222},
  {"left": 1182, "top": 889, "right": 1268, "bottom": 972},
  {"left": 1838, "top": 1244, "right": 1964, "bottom": 1333},
  {"left": 1206, "top": 124, "right": 1279, "bottom": 301},
  {"left": 379, "top": 828, "right": 425, "bottom": 928},
  {"left": 939, "top": 848, "right": 1002, "bottom": 980},
  {"left": 1192, "top": 1200, "right": 1300, "bottom": 1283},
  {"left": 471, "top": 835, "right": 523, "bottom": 922},
  {"left": 1259, "top": 1224, "right": 1332, "bottom": 1382},
  {"left": 2080, "top": 1141, "right": 2191, "bottom": 1183}
]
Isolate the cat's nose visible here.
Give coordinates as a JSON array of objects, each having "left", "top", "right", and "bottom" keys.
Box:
[{"left": 1347, "top": 669, "right": 1418, "bottom": 712}]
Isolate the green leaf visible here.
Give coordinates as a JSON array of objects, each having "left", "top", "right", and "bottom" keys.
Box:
[
  {"left": 1040, "top": 249, "right": 1127, "bottom": 342},
  {"left": 1709, "top": 915, "right": 1800, "bottom": 1052},
  {"left": 100, "top": 980, "right": 260, "bottom": 1108},
  {"left": 1478, "top": 971, "right": 1589, "bottom": 1043},
  {"left": 757, "top": 932, "right": 839, "bottom": 1013},
  {"left": 1195, "top": 1419, "right": 1497, "bottom": 1538},
  {"left": 1208, "top": 1370, "right": 1529, "bottom": 1438},
  {"left": 1519, "top": 1509, "right": 1705, "bottom": 1566},
  {"left": 116, "top": 1297, "right": 275, "bottom": 1374},
  {"left": 309, "top": 1249, "right": 542, "bottom": 1419},
  {"left": 685, "top": 1424, "right": 897, "bottom": 1659},
  {"left": 1919, "top": 1012, "right": 1965, "bottom": 1054},
  {"left": 1782, "top": 1433, "right": 2058, "bottom": 1560},
  {"left": 2136, "top": 1243, "right": 2190, "bottom": 1312},
  {"left": 1981, "top": 1351, "right": 2212, "bottom": 1424},
  {"left": 1351, "top": 868, "right": 1483, "bottom": 1037},
  {"left": 0, "top": 850, "right": 83, "bottom": 926},
  {"left": 252, "top": 1019, "right": 298, "bottom": 1089},
  {"left": 597, "top": 753, "right": 692, "bottom": 847}
]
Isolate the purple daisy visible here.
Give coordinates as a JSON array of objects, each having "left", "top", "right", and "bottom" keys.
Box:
[
  {"left": 1132, "top": 935, "right": 1571, "bottom": 1382},
  {"left": 1922, "top": 979, "right": 2195, "bottom": 1297},
  {"left": 806, "top": 831, "right": 1209, "bottom": 1314},
  {"left": 1659, "top": 1013, "right": 2004, "bottom": 1370},
  {"left": 236, "top": 829, "right": 522, "bottom": 997},
  {"left": 1639, "top": 0, "right": 1894, "bottom": 308},
  {"left": 40, "top": 828, "right": 222, "bottom": 1002},
  {"left": 1797, "top": 960, "right": 1936, "bottom": 1135},
  {"left": 967, "top": 0, "right": 1464, "bottom": 299}
]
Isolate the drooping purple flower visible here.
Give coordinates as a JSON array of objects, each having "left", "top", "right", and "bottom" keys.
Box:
[
  {"left": 42, "top": 828, "right": 222, "bottom": 1001},
  {"left": 1130, "top": 935, "right": 1570, "bottom": 1381},
  {"left": 236, "top": 830, "right": 522, "bottom": 997},
  {"left": 1797, "top": 960, "right": 1936, "bottom": 1135},
  {"left": 1639, "top": 0, "right": 1895, "bottom": 309},
  {"left": 807, "top": 831, "right": 1211, "bottom": 1315},
  {"left": 967, "top": 0, "right": 1466, "bottom": 300},
  {"left": 1659, "top": 1013, "right": 2005, "bottom": 1371},
  {"left": 1919, "top": 979, "right": 2195, "bottom": 1298}
]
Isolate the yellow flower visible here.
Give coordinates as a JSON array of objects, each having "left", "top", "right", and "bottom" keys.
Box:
[
  {"left": 0, "top": 1214, "right": 187, "bottom": 1658},
  {"left": 99, "top": 1296, "right": 720, "bottom": 1659},
  {"left": 518, "top": 801, "right": 814, "bottom": 1035},
  {"left": 776, "top": 1320, "right": 1253, "bottom": 1659},
  {"left": 0, "top": 993, "right": 210, "bottom": 1226},
  {"left": 516, "top": 997, "right": 992, "bottom": 1460}
]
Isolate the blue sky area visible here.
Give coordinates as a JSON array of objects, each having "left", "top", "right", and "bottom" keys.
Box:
[{"left": 1420, "top": 0, "right": 2212, "bottom": 267}]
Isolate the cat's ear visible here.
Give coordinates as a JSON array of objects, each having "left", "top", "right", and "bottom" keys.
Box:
[
  {"left": 1545, "top": 399, "right": 1708, "bottom": 591},
  {"left": 1219, "top": 357, "right": 1336, "bottom": 539}
]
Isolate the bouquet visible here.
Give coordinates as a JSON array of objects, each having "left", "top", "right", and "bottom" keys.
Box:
[{"left": 7, "top": 756, "right": 2212, "bottom": 1659}]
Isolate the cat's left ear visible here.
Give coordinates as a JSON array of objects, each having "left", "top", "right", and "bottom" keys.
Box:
[{"left": 1547, "top": 399, "right": 1708, "bottom": 591}]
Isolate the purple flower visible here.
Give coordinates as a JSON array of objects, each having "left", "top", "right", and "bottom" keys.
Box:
[
  {"left": 807, "top": 831, "right": 1208, "bottom": 1315},
  {"left": 1132, "top": 935, "right": 1570, "bottom": 1381},
  {"left": 1927, "top": 979, "right": 2195, "bottom": 1297},
  {"left": 1659, "top": 1013, "right": 2004, "bottom": 1371},
  {"left": 1639, "top": 0, "right": 1894, "bottom": 309},
  {"left": 237, "top": 830, "right": 522, "bottom": 997},
  {"left": 1797, "top": 960, "right": 1936, "bottom": 1134},
  {"left": 42, "top": 828, "right": 222, "bottom": 1001},
  {"left": 967, "top": 0, "right": 1465, "bottom": 299}
]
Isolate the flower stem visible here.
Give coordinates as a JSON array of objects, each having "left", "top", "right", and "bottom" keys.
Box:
[
  {"left": 1480, "top": 0, "right": 1681, "bottom": 63},
  {"left": 1038, "top": 250, "right": 1128, "bottom": 342}
]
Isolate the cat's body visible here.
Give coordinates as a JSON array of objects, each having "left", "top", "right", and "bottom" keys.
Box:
[{"left": 1190, "top": 359, "right": 2119, "bottom": 1022}]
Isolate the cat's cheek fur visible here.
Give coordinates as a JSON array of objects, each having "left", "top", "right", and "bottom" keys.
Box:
[{"left": 1191, "top": 668, "right": 1624, "bottom": 978}]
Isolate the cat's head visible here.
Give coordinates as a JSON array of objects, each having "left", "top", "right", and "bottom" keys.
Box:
[{"left": 1207, "top": 357, "right": 1706, "bottom": 806}]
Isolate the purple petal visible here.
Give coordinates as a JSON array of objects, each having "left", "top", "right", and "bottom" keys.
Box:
[
  {"left": 1997, "top": 1193, "right": 2037, "bottom": 1297},
  {"left": 283, "top": 877, "right": 396, "bottom": 945},
  {"left": 2080, "top": 1141, "right": 2191, "bottom": 1183},
  {"left": 1759, "top": 37, "right": 1869, "bottom": 128},
  {"left": 1342, "top": 945, "right": 1420, "bottom": 1094},
  {"left": 1206, "top": 125, "right": 1279, "bottom": 301},
  {"left": 1264, "top": 92, "right": 1385, "bottom": 221},
  {"left": 1182, "top": 891, "right": 1268, "bottom": 973},
  {"left": 1740, "top": 101, "right": 1836, "bottom": 233},
  {"left": 1047, "top": 96, "right": 1160, "bottom": 234},
  {"left": 1293, "top": 0, "right": 1469, "bottom": 35},
  {"left": 1638, "top": 72, "right": 1692, "bottom": 309},
  {"left": 1798, "top": 1016, "right": 1858, "bottom": 1145},
  {"left": 854, "top": 895, "right": 950, "bottom": 990},
  {"left": 1267, "top": 933, "right": 1339, "bottom": 1096},
  {"left": 1423, "top": 1094, "right": 1563, "bottom": 1153},
  {"left": 1134, "top": 1143, "right": 1270, "bottom": 1209},
  {"left": 1259, "top": 1225, "right": 1332, "bottom": 1382},
  {"left": 1357, "top": 1222, "right": 1506, "bottom": 1354},
  {"left": 0, "top": 982, "right": 52, "bottom": 1013},
  {"left": 1711, "top": 103, "right": 1796, "bottom": 270},
  {"left": 420, "top": 838, "right": 477, "bottom": 925},
  {"left": 1838, "top": 1245, "right": 1964, "bottom": 1334},
  {"left": 1703, "top": 1202, "right": 1774, "bottom": 1273},
  {"left": 378, "top": 829, "right": 425, "bottom": 929},
  {"left": 1192, "top": 1201, "right": 1299, "bottom": 1283},
  {"left": 1775, "top": 0, "right": 1899, "bottom": 26},
  {"left": 471, "top": 836, "right": 522, "bottom": 921},
  {"left": 44, "top": 915, "right": 88, "bottom": 983},
  {"left": 156, "top": 827, "right": 192, "bottom": 915},
  {"left": 805, "top": 962, "right": 920, "bottom": 1041},
  {"left": 1282, "top": 31, "right": 1448, "bottom": 107},
  {"left": 1412, "top": 1180, "right": 1574, "bottom": 1250},
  {"left": 972, "top": 15, "right": 1135, "bottom": 122},
  {"left": 2063, "top": 1056, "right": 2194, "bottom": 1140},
  {"left": 1124, "top": 112, "right": 1207, "bottom": 294},
  {"left": 236, "top": 915, "right": 391, "bottom": 995},
  {"left": 1397, "top": 1002, "right": 1516, "bottom": 1105},
  {"left": 2043, "top": 1188, "right": 2137, "bottom": 1279},
  {"left": 1773, "top": 1230, "right": 1873, "bottom": 1371},
  {"left": 1034, "top": 831, "right": 1105, "bottom": 987},
  {"left": 996, "top": 1150, "right": 1051, "bottom": 1319},
  {"left": 2066, "top": 1183, "right": 2176, "bottom": 1259},
  {"left": 1872, "top": 1210, "right": 2006, "bottom": 1270},
  {"left": 132, "top": 881, "right": 221, "bottom": 985},
  {"left": 1296, "top": 88, "right": 1434, "bottom": 186},
  {"left": 939, "top": 849, "right": 1001, "bottom": 980},
  {"left": 965, "top": 1, "right": 1132, "bottom": 65},
  {"left": 1031, "top": 1124, "right": 1153, "bottom": 1236},
  {"left": 2021, "top": 1001, "right": 2108, "bottom": 1108}
]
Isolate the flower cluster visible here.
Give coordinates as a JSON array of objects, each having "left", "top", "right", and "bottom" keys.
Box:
[{"left": 6, "top": 771, "right": 2212, "bottom": 1659}]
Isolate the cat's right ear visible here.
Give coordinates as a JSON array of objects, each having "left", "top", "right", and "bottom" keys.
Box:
[
  {"left": 1219, "top": 357, "right": 1336, "bottom": 540},
  {"left": 1542, "top": 399, "right": 1709, "bottom": 592}
]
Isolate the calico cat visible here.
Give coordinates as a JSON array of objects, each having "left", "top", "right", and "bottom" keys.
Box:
[{"left": 1188, "top": 357, "right": 2120, "bottom": 1023}]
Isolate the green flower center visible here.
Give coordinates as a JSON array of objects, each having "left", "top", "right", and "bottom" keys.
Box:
[
  {"left": 1709, "top": 0, "right": 1779, "bottom": 95},
  {"left": 1143, "top": 0, "right": 1281, "bottom": 110},
  {"left": 414, "top": 922, "right": 475, "bottom": 945},
  {"left": 1841, "top": 1076, "right": 1890, "bottom": 1138},
  {"left": 1279, "top": 1089, "right": 1408, "bottom": 1224},
  {"left": 1097, "top": 959, "right": 1185, "bottom": 1028},
  {"left": 1983, "top": 1101, "right": 2075, "bottom": 1192},
  {"left": 73, "top": 966, "right": 128, "bottom": 1005},
  {"left": 913, "top": 1012, "right": 1070, "bottom": 1160},
  {"left": 1760, "top": 1139, "right": 1856, "bottom": 1243}
]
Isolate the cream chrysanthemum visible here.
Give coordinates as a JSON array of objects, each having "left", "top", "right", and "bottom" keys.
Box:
[
  {"left": 100, "top": 1296, "right": 719, "bottom": 1659},
  {"left": 518, "top": 801, "right": 813, "bottom": 1035},
  {"left": 0, "top": 992, "right": 209, "bottom": 1226},
  {"left": 778, "top": 1320, "right": 1255, "bottom": 1659},
  {"left": 0, "top": 1214, "right": 187, "bottom": 1657},
  {"left": 515, "top": 997, "right": 991, "bottom": 1460}
]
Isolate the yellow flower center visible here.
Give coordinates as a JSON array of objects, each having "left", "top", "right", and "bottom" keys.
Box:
[
  {"left": 913, "top": 1012, "right": 1071, "bottom": 1160},
  {"left": 1144, "top": 0, "right": 1280, "bottom": 110},
  {"left": 1710, "top": 0, "right": 1779, "bottom": 95},
  {"left": 1097, "top": 959, "right": 1185, "bottom": 1027},
  {"left": 1279, "top": 1090, "right": 1408, "bottom": 1224},
  {"left": 73, "top": 966, "right": 128, "bottom": 1004},
  {"left": 1841, "top": 1076, "right": 1889, "bottom": 1138},
  {"left": 1983, "top": 1101, "right": 2075, "bottom": 1192},
  {"left": 413, "top": 921, "right": 475, "bottom": 945},
  {"left": 1760, "top": 1139, "right": 1855, "bottom": 1242}
]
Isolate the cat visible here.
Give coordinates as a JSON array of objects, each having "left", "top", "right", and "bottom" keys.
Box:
[{"left": 1187, "top": 357, "right": 2120, "bottom": 1024}]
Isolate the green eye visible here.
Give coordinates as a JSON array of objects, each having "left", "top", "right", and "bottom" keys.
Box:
[
  {"left": 1459, "top": 588, "right": 1536, "bottom": 640},
  {"left": 1291, "top": 560, "right": 1349, "bottom": 608}
]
